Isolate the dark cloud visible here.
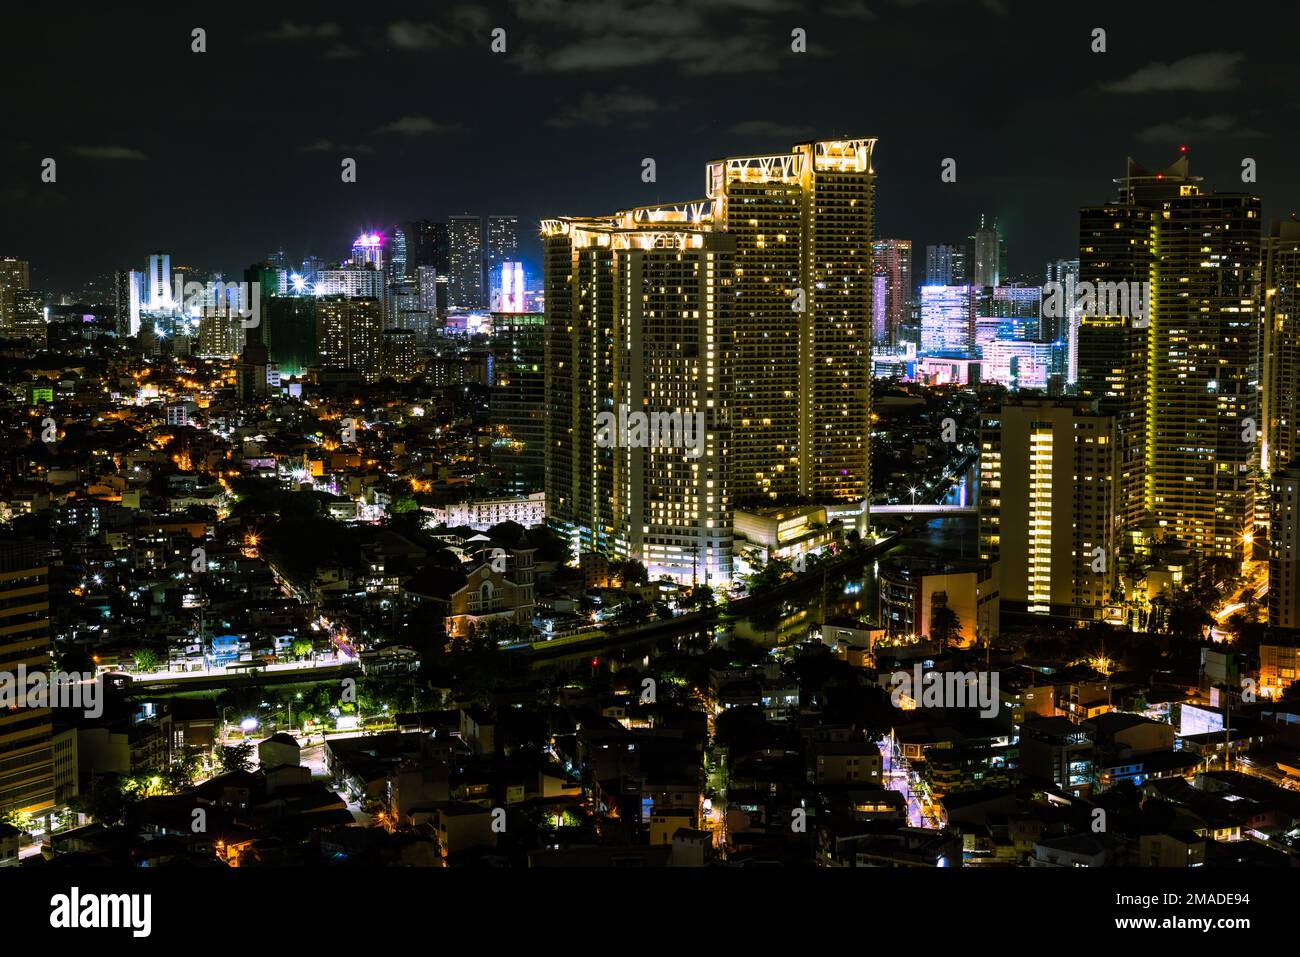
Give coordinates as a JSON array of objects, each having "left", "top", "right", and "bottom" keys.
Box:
[
  {"left": 1102, "top": 52, "right": 1245, "bottom": 94},
  {"left": 72, "top": 146, "right": 148, "bottom": 161}
]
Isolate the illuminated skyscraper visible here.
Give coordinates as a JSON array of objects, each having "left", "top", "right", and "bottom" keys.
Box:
[
  {"left": 971, "top": 215, "right": 1003, "bottom": 288},
  {"left": 487, "top": 215, "right": 519, "bottom": 285},
  {"left": 448, "top": 215, "right": 484, "bottom": 310},
  {"left": 1045, "top": 258, "right": 1081, "bottom": 385},
  {"left": 388, "top": 225, "right": 408, "bottom": 280},
  {"left": 146, "top": 252, "right": 172, "bottom": 310},
  {"left": 872, "top": 239, "right": 911, "bottom": 346},
  {"left": 416, "top": 265, "right": 438, "bottom": 311},
  {"left": 979, "top": 399, "right": 1119, "bottom": 622},
  {"left": 491, "top": 311, "right": 546, "bottom": 495},
  {"left": 489, "top": 261, "right": 525, "bottom": 313},
  {"left": 920, "top": 285, "right": 977, "bottom": 355},
  {"left": 925, "top": 243, "right": 967, "bottom": 286},
  {"left": 382, "top": 328, "right": 419, "bottom": 381},
  {"left": 1269, "top": 467, "right": 1300, "bottom": 628},
  {"left": 1263, "top": 220, "right": 1300, "bottom": 475},
  {"left": 1079, "top": 156, "right": 1261, "bottom": 564},
  {"left": 317, "top": 296, "right": 383, "bottom": 383},
  {"left": 0, "top": 541, "right": 53, "bottom": 817},
  {"left": 543, "top": 209, "right": 734, "bottom": 583},
  {"left": 0, "top": 257, "right": 30, "bottom": 333},
  {"left": 350, "top": 233, "right": 384, "bottom": 270},
  {"left": 708, "top": 138, "right": 875, "bottom": 507}
]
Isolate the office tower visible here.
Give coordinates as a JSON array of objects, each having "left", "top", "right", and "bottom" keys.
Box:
[
  {"left": 489, "top": 261, "right": 526, "bottom": 313},
  {"left": 971, "top": 215, "right": 1003, "bottom": 288},
  {"left": 268, "top": 248, "right": 288, "bottom": 271},
  {"left": 146, "top": 252, "right": 172, "bottom": 310},
  {"left": 350, "top": 232, "right": 384, "bottom": 270},
  {"left": 491, "top": 311, "right": 546, "bottom": 495},
  {"left": 317, "top": 296, "right": 383, "bottom": 382},
  {"left": 299, "top": 256, "right": 326, "bottom": 286},
  {"left": 1264, "top": 221, "right": 1300, "bottom": 474},
  {"left": 1269, "top": 467, "right": 1300, "bottom": 628},
  {"left": 487, "top": 215, "right": 519, "bottom": 281},
  {"left": 1269, "top": 458, "right": 1300, "bottom": 635},
  {"left": 312, "top": 267, "right": 385, "bottom": 300},
  {"left": 12, "top": 290, "right": 45, "bottom": 341},
  {"left": 389, "top": 225, "right": 408, "bottom": 280},
  {"left": 709, "top": 138, "right": 875, "bottom": 506},
  {"left": 872, "top": 239, "right": 911, "bottom": 346},
  {"left": 926, "top": 243, "right": 967, "bottom": 286},
  {"left": 265, "top": 296, "right": 319, "bottom": 375},
  {"left": 1078, "top": 155, "right": 1260, "bottom": 562},
  {"left": 382, "top": 328, "right": 419, "bottom": 381},
  {"left": 1078, "top": 194, "right": 1151, "bottom": 535},
  {"left": 194, "top": 283, "right": 245, "bottom": 357},
  {"left": 112, "top": 270, "right": 129, "bottom": 336},
  {"left": 920, "top": 285, "right": 977, "bottom": 355},
  {"left": 542, "top": 210, "right": 734, "bottom": 583},
  {"left": 0, "top": 541, "right": 53, "bottom": 816},
  {"left": 416, "top": 265, "right": 439, "bottom": 317},
  {"left": 979, "top": 399, "right": 1119, "bottom": 621},
  {"left": 0, "top": 257, "right": 30, "bottom": 333},
  {"left": 1045, "top": 258, "right": 1081, "bottom": 385},
  {"left": 448, "top": 215, "right": 485, "bottom": 310},
  {"left": 979, "top": 284, "right": 1042, "bottom": 339}
]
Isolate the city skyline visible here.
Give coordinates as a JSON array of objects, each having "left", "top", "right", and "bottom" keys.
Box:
[
  {"left": 6, "top": 0, "right": 1300, "bottom": 909},
  {"left": 4, "top": 1, "right": 1300, "bottom": 292}
]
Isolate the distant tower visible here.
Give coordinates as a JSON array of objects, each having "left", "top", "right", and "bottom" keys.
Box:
[
  {"left": 1078, "top": 154, "right": 1260, "bottom": 562},
  {"left": 448, "top": 215, "right": 484, "bottom": 310},
  {"left": 351, "top": 232, "right": 384, "bottom": 270}
]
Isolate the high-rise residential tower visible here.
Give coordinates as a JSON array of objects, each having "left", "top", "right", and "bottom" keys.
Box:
[
  {"left": 448, "top": 215, "right": 485, "bottom": 311},
  {"left": 708, "top": 138, "right": 875, "bottom": 507},
  {"left": 317, "top": 296, "right": 383, "bottom": 383},
  {"left": 0, "top": 541, "right": 53, "bottom": 817},
  {"left": 1264, "top": 220, "right": 1300, "bottom": 475},
  {"left": 971, "top": 215, "right": 1003, "bottom": 288},
  {"left": 0, "top": 257, "right": 30, "bottom": 333},
  {"left": 1078, "top": 156, "right": 1261, "bottom": 563},
  {"left": 543, "top": 207, "right": 734, "bottom": 583},
  {"left": 979, "top": 399, "right": 1120, "bottom": 622}
]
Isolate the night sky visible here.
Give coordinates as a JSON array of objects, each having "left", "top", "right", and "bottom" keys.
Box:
[{"left": 3, "top": 0, "right": 1296, "bottom": 294}]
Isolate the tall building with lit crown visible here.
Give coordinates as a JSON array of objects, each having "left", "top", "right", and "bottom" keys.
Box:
[
  {"left": 1264, "top": 220, "right": 1300, "bottom": 475},
  {"left": 707, "top": 138, "right": 875, "bottom": 507},
  {"left": 543, "top": 206, "right": 734, "bottom": 584},
  {"left": 0, "top": 541, "right": 53, "bottom": 816},
  {"left": 1078, "top": 156, "right": 1261, "bottom": 563},
  {"left": 448, "top": 215, "right": 485, "bottom": 311},
  {"left": 350, "top": 232, "right": 384, "bottom": 270},
  {"left": 979, "top": 399, "right": 1120, "bottom": 622}
]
